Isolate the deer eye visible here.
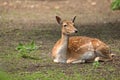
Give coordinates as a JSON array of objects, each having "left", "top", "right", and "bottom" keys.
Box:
[{"left": 64, "top": 24, "right": 67, "bottom": 27}]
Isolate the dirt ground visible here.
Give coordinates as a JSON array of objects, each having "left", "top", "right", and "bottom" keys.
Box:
[{"left": 0, "top": 0, "right": 120, "bottom": 80}]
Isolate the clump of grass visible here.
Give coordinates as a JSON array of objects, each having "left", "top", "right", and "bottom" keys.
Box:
[
  {"left": 111, "top": 0, "right": 120, "bottom": 10},
  {"left": 93, "top": 61, "right": 100, "bottom": 68},
  {"left": 16, "top": 41, "right": 39, "bottom": 59}
]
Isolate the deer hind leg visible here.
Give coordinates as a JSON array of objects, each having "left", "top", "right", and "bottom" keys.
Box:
[
  {"left": 94, "top": 43, "right": 114, "bottom": 61},
  {"left": 94, "top": 56, "right": 112, "bottom": 62}
]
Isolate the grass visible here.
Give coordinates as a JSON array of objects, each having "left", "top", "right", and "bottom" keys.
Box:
[
  {"left": 16, "top": 41, "right": 39, "bottom": 59},
  {"left": 111, "top": 0, "right": 120, "bottom": 10},
  {"left": 92, "top": 61, "right": 100, "bottom": 68},
  {"left": 12, "top": 71, "right": 72, "bottom": 80},
  {"left": 0, "top": 70, "right": 12, "bottom": 80},
  {"left": 8, "top": 64, "right": 119, "bottom": 80}
]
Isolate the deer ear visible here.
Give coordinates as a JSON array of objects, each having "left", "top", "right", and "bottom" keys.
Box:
[
  {"left": 72, "top": 16, "right": 76, "bottom": 23},
  {"left": 56, "top": 16, "right": 62, "bottom": 24}
]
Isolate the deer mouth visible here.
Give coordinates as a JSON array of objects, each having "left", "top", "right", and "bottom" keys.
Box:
[{"left": 65, "top": 31, "right": 77, "bottom": 36}]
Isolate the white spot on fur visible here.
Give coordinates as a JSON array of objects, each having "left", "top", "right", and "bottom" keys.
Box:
[
  {"left": 76, "top": 42, "right": 94, "bottom": 52},
  {"left": 74, "top": 41, "right": 78, "bottom": 43},
  {"left": 88, "top": 42, "right": 94, "bottom": 51},
  {"left": 96, "top": 43, "right": 99, "bottom": 46}
]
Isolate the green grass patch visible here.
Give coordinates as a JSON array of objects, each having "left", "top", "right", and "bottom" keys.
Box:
[
  {"left": 0, "top": 70, "right": 12, "bottom": 80},
  {"left": 10, "top": 64, "right": 119, "bottom": 80},
  {"left": 93, "top": 61, "right": 100, "bottom": 68},
  {"left": 111, "top": 0, "right": 120, "bottom": 10},
  {"left": 16, "top": 41, "right": 40, "bottom": 59}
]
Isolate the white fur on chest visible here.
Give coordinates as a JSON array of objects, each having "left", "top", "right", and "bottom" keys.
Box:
[
  {"left": 56, "top": 42, "right": 67, "bottom": 58},
  {"left": 54, "top": 42, "right": 68, "bottom": 63}
]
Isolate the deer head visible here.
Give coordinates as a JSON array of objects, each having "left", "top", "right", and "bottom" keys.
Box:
[{"left": 56, "top": 16, "right": 78, "bottom": 36}]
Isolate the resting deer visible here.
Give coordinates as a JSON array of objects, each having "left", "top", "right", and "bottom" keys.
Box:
[{"left": 52, "top": 16, "right": 115, "bottom": 63}]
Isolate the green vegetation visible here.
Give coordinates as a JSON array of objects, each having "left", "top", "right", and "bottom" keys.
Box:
[
  {"left": 12, "top": 71, "right": 74, "bottom": 80},
  {"left": 111, "top": 0, "right": 120, "bottom": 10},
  {"left": 0, "top": 70, "right": 11, "bottom": 80},
  {"left": 10, "top": 64, "right": 118, "bottom": 80},
  {"left": 16, "top": 41, "right": 39, "bottom": 59},
  {"left": 93, "top": 61, "right": 100, "bottom": 68}
]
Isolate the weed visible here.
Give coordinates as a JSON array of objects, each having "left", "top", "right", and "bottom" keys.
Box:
[
  {"left": 93, "top": 61, "right": 100, "bottom": 68},
  {"left": 111, "top": 0, "right": 120, "bottom": 10},
  {"left": 16, "top": 41, "right": 39, "bottom": 59}
]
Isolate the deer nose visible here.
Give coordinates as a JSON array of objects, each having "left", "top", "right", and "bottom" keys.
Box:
[{"left": 75, "top": 30, "right": 78, "bottom": 33}]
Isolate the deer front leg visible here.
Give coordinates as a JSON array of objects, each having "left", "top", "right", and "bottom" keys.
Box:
[
  {"left": 53, "top": 54, "right": 67, "bottom": 63},
  {"left": 71, "top": 59, "right": 86, "bottom": 64},
  {"left": 66, "top": 58, "right": 85, "bottom": 63},
  {"left": 54, "top": 58, "right": 66, "bottom": 63},
  {"left": 66, "top": 58, "right": 77, "bottom": 63}
]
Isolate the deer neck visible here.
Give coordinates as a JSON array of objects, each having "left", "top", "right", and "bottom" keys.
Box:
[
  {"left": 57, "top": 33, "right": 69, "bottom": 56},
  {"left": 60, "top": 34, "right": 69, "bottom": 48}
]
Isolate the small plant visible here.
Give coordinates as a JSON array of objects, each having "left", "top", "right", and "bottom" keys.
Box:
[
  {"left": 111, "top": 0, "right": 120, "bottom": 10},
  {"left": 16, "top": 41, "right": 39, "bottom": 59},
  {"left": 93, "top": 61, "right": 100, "bottom": 68}
]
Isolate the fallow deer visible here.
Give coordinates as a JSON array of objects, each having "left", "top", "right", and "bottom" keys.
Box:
[{"left": 52, "top": 16, "right": 115, "bottom": 63}]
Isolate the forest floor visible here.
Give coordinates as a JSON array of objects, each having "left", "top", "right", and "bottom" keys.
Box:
[{"left": 0, "top": 0, "right": 120, "bottom": 80}]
